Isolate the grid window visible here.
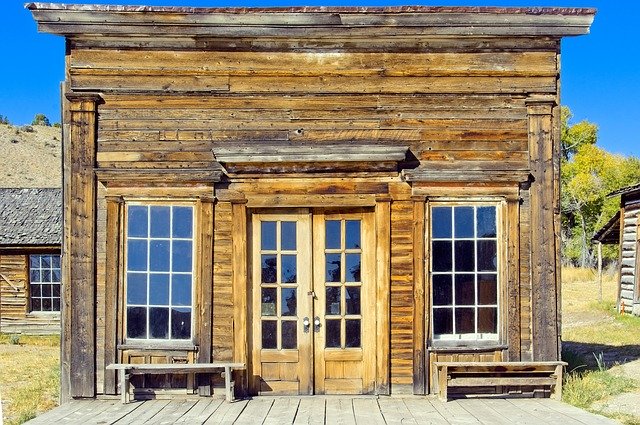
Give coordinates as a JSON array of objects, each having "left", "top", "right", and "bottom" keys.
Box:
[
  {"left": 29, "top": 254, "right": 61, "bottom": 312},
  {"left": 125, "top": 204, "right": 194, "bottom": 341},
  {"left": 431, "top": 205, "right": 499, "bottom": 341}
]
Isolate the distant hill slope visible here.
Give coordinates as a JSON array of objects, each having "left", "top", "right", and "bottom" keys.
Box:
[{"left": 0, "top": 123, "right": 62, "bottom": 188}]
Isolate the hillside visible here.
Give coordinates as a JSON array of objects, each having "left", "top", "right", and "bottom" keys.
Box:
[{"left": 0, "top": 123, "right": 62, "bottom": 188}]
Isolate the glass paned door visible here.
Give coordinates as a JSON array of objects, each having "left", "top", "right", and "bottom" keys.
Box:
[{"left": 251, "top": 210, "right": 375, "bottom": 396}]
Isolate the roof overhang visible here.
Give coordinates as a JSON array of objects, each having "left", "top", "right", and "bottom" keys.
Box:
[
  {"left": 592, "top": 211, "right": 620, "bottom": 244},
  {"left": 27, "top": 3, "right": 596, "bottom": 39}
]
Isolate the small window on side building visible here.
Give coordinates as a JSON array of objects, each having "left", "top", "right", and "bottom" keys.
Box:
[{"left": 30, "top": 254, "right": 61, "bottom": 312}]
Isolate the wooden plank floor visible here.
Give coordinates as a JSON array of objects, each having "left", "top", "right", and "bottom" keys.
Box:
[{"left": 26, "top": 396, "right": 618, "bottom": 425}]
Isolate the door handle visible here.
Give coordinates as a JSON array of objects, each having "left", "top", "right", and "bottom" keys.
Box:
[
  {"left": 314, "top": 316, "right": 321, "bottom": 333},
  {"left": 303, "top": 317, "right": 310, "bottom": 333}
]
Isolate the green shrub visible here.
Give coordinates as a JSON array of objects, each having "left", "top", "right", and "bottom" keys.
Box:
[{"left": 31, "top": 113, "right": 51, "bottom": 126}]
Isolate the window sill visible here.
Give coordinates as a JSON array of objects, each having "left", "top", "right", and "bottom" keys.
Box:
[
  {"left": 118, "top": 342, "right": 198, "bottom": 352},
  {"left": 27, "top": 312, "right": 61, "bottom": 317},
  {"left": 428, "top": 343, "right": 508, "bottom": 352}
]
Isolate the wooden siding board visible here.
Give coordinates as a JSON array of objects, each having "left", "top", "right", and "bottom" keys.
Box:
[
  {"left": 213, "top": 202, "right": 234, "bottom": 361},
  {"left": 102, "top": 197, "right": 121, "bottom": 395}
]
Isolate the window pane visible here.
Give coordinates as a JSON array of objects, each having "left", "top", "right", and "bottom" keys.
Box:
[
  {"left": 326, "top": 319, "right": 341, "bottom": 348},
  {"left": 261, "top": 221, "right": 277, "bottom": 250},
  {"left": 52, "top": 269, "right": 61, "bottom": 283},
  {"left": 345, "top": 220, "right": 361, "bottom": 249},
  {"left": 172, "top": 206, "right": 193, "bottom": 238},
  {"left": 478, "top": 274, "right": 498, "bottom": 305},
  {"left": 345, "top": 254, "right": 361, "bottom": 282},
  {"left": 127, "top": 239, "right": 148, "bottom": 272},
  {"left": 281, "top": 321, "right": 297, "bottom": 349},
  {"left": 325, "top": 220, "right": 341, "bottom": 249},
  {"left": 31, "top": 284, "right": 41, "bottom": 297},
  {"left": 455, "top": 308, "right": 475, "bottom": 334},
  {"left": 53, "top": 298, "right": 60, "bottom": 312},
  {"left": 42, "top": 256, "right": 51, "bottom": 268},
  {"left": 346, "top": 319, "right": 361, "bottom": 348},
  {"left": 149, "top": 240, "right": 170, "bottom": 272},
  {"left": 281, "top": 287, "right": 297, "bottom": 316},
  {"left": 432, "top": 241, "right": 452, "bottom": 272},
  {"left": 30, "top": 269, "right": 40, "bottom": 283},
  {"left": 149, "top": 273, "right": 169, "bottom": 305},
  {"left": 345, "top": 287, "right": 361, "bottom": 315},
  {"left": 477, "top": 240, "right": 497, "bottom": 272},
  {"left": 172, "top": 240, "right": 192, "bottom": 272},
  {"left": 171, "top": 274, "right": 192, "bottom": 306},
  {"left": 261, "top": 255, "right": 277, "bottom": 284},
  {"left": 150, "top": 206, "right": 171, "bottom": 238},
  {"left": 281, "top": 254, "right": 297, "bottom": 284},
  {"left": 478, "top": 307, "right": 497, "bottom": 333},
  {"left": 31, "top": 298, "right": 41, "bottom": 312},
  {"left": 149, "top": 307, "right": 169, "bottom": 339},
  {"left": 455, "top": 274, "right": 475, "bottom": 306},
  {"left": 281, "top": 221, "right": 296, "bottom": 250},
  {"left": 477, "top": 207, "right": 497, "bottom": 238},
  {"left": 261, "top": 287, "right": 277, "bottom": 316},
  {"left": 30, "top": 255, "right": 40, "bottom": 268},
  {"left": 454, "top": 207, "right": 474, "bottom": 238},
  {"left": 127, "top": 273, "right": 147, "bottom": 305},
  {"left": 454, "top": 241, "right": 475, "bottom": 271},
  {"left": 433, "top": 308, "right": 453, "bottom": 335},
  {"left": 432, "top": 275, "right": 452, "bottom": 306},
  {"left": 171, "top": 307, "right": 191, "bottom": 339},
  {"left": 262, "top": 320, "right": 277, "bottom": 349},
  {"left": 42, "top": 298, "right": 52, "bottom": 311},
  {"left": 326, "top": 286, "right": 341, "bottom": 315},
  {"left": 52, "top": 283, "right": 60, "bottom": 297},
  {"left": 432, "top": 207, "right": 452, "bottom": 238},
  {"left": 128, "top": 206, "right": 148, "bottom": 238},
  {"left": 52, "top": 255, "right": 61, "bottom": 268},
  {"left": 127, "top": 306, "right": 147, "bottom": 338},
  {"left": 42, "top": 269, "right": 51, "bottom": 282},
  {"left": 42, "top": 284, "right": 52, "bottom": 297},
  {"left": 325, "top": 254, "right": 341, "bottom": 282}
]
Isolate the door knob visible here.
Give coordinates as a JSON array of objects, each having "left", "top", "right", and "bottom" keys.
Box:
[
  {"left": 314, "top": 316, "right": 321, "bottom": 333},
  {"left": 303, "top": 317, "right": 310, "bottom": 333}
]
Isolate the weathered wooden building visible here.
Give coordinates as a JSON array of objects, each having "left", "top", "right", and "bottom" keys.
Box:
[
  {"left": 0, "top": 188, "right": 62, "bottom": 334},
  {"left": 593, "top": 183, "right": 640, "bottom": 315},
  {"left": 28, "top": 3, "right": 594, "bottom": 401}
]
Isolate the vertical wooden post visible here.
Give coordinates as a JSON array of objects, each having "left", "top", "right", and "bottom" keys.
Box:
[
  {"left": 64, "top": 92, "right": 101, "bottom": 400},
  {"left": 375, "top": 195, "right": 391, "bottom": 395},
  {"left": 198, "top": 197, "right": 215, "bottom": 395},
  {"left": 231, "top": 198, "right": 248, "bottom": 396},
  {"left": 506, "top": 197, "right": 522, "bottom": 361},
  {"left": 411, "top": 196, "right": 426, "bottom": 395},
  {"left": 597, "top": 242, "right": 603, "bottom": 303},
  {"left": 103, "top": 197, "right": 122, "bottom": 395},
  {"left": 526, "top": 96, "right": 560, "bottom": 361}
]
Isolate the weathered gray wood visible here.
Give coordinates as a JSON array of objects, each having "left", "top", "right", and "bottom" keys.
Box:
[
  {"left": 377, "top": 397, "right": 418, "bottom": 425},
  {"left": 263, "top": 398, "right": 300, "bottom": 425},
  {"left": 351, "top": 398, "right": 386, "bottom": 425},
  {"left": 325, "top": 398, "right": 356, "bottom": 425},
  {"left": 112, "top": 399, "right": 172, "bottom": 424},
  {"left": 292, "top": 397, "right": 325, "bottom": 425},
  {"left": 213, "top": 144, "right": 408, "bottom": 163},
  {"left": 151, "top": 399, "right": 198, "bottom": 425},
  {"left": 202, "top": 399, "right": 249, "bottom": 424},
  {"left": 430, "top": 399, "right": 483, "bottom": 425},
  {"left": 234, "top": 397, "right": 274, "bottom": 424},
  {"left": 174, "top": 398, "right": 224, "bottom": 423},
  {"left": 457, "top": 398, "right": 521, "bottom": 425},
  {"left": 402, "top": 398, "right": 450, "bottom": 425}
]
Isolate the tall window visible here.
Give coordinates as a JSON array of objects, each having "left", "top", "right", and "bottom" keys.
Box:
[
  {"left": 29, "top": 254, "right": 61, "bottom": 312},
  {"left": 431, "top": 204, "right": 499, "bottom": 341},
  {"left": 125, "top": 204, "right": 194, "bottom": 341}
]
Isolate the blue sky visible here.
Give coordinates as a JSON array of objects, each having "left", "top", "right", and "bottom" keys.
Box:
[{"left": 2, "top": 1, "right": 637, "bottom": 157}]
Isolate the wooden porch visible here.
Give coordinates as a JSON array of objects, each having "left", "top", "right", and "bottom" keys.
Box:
[{"left": 26, "top": 396, "right": 616, "bottom": 424}]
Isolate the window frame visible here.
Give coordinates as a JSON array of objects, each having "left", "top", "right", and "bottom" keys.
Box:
[
  {"left": 28, "top": 253, "right": 62, "bottom": 314},
  {"left": 428, "top": 198, "right": 506, "bottom": 348},
  {"left": 122, "top": 200, "right": 198, "bottom": 346}
]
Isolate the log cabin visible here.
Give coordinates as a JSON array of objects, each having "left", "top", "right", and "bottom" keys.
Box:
[
  {"left": 28, "top": 3, "right": 595, "bottom": 401},
  {"left": 593, "top": 183, "right": 640, "bottom": 315},
  {"left": 0, "top": 188, "right": 62, "bottom": 334}
]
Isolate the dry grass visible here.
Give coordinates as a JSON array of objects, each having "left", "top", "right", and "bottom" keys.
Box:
[{"left": 0, "top": 334, "right": 60, "bottom": 425}]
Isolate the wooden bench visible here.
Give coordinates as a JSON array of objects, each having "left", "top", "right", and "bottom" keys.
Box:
[
  {"left": 106, "top": 362, "right": 245, "bottom": 403},
  {"left": 433, "top": 361, "right": 566, "bottom": 402}
]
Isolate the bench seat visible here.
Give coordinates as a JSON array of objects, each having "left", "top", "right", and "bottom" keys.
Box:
[
  {"left": 106, "top": 362, "right": 245, "bottom": 403},
  {"left": 433, "top": 361, "right": 566, "bottom": 402}
]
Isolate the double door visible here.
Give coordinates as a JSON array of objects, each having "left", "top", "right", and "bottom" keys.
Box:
[{"left": 250, "top": 209, "right": 376, "bottom": 395}]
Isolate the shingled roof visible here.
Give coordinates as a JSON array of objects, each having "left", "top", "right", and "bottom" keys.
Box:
[{"left": 0, "top": 188, "right": 62, "bottom": 246}]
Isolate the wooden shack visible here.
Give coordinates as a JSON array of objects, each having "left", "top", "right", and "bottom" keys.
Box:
[
  {"left": 28, "top": 3, "right": 595, "bottom": 401},
  {"left": 0, "top": 188, "right": 62, "bottom": 334},
  {"left": 593, "top": 183, "right": 640, "bottom": 315}
]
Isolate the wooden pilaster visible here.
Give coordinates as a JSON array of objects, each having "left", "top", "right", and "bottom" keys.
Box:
[
  {"left": 375, "top": 195, "right": 391, "bottom": 395},
  {"left": 411, "top": 196, "right": 426, "bottom": 394},
  {"left": 231, "top": 197, "right": 248, "bottom": 396},
  {"left": 198, "top": 198, "right": 215, "bottom": 395},
  {"left": 64, "top": 92, "right": 101, "bottom": 399},
  {"left": 526, "top": 97, "right": 560, "bottom": 361},
  {"left": 506, "top": 196, "right": 522, "bottom": 361},
  {"left": 103, "top": 197, "right": 122, "bottom": 395}
]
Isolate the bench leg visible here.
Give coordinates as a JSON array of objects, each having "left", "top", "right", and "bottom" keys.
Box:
[
  {"left": 553, "top": 364, "right": 563, "bottom": 401},
  {"left": 224, "top": 366, "right": 233, "bottom": 402},
  {"left": 118, "top": 369, "right": 128, "bottom": 404},
  {"left": 437, "top": 366, "right": 448, "bottom": 402}
]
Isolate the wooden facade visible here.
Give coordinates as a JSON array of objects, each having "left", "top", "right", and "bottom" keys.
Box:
[
  {"left": 28, "top": 3, "right": 594, "bottom": 401},
  {"left": 0, "top": 188, "right": 62, "bottom": 334},
  {"left": 593, "top": 184, "right": 640, "bottom": 315}
]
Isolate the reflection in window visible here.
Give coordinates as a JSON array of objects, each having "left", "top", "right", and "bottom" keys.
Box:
[
  {"left": 125, "top": 204, "right": 194, "bottom": 341},
  {"left": 431, "top": 205, "right": 499, "bottom": 341},
  {"left": 29, "top": 254, "right": 61, "bottom": 312}
]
